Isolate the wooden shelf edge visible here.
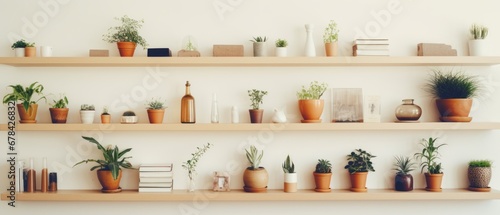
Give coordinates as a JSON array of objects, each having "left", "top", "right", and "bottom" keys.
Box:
[{"left": 2, "top": 189, "right": 500, "bottom": 202}]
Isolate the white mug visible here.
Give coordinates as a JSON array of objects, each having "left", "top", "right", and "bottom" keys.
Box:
[{"left": 40, "top": 46, "right": 53, "bottom": 57}]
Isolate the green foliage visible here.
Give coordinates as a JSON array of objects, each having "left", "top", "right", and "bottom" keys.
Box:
[
  {"left": 11, "top": 39, "right": 27, "bottom": 49},
  {"left": 245, "top": 145, "right": 264, "bottom": 170},
  {"left": 282, "top": 155, "right": 295, "bottom": 173},
  {"left": 470, "top": 24, "right": 488, "bottom": 40},
  {"left": 248, "top": 89, "right": 268, "bottom": 110},
  {"left": 393, "top": 155, "right": 416, "bottom": 175},
  {"left": 2, "top": 82, "right": 46, "bottom": 111},
  {"left": 80, "top": 104, "right": 95, "bottom": 111},
  {"left": 182, "top": 143, "right": 212, "bottom": 179},
  {"left": 102, "top": 15, "right": 148, "bottom": 48},
  {"left": 250, "top": 36, "right": 267, "bottom": 43},
  {"left": 122, "top": 111, "right": 136, "bottom": 116},
  {"left": 102, "top": 106, "right": 110, "bottom": 115},
  {"left": 425, "top": 69, "right": 480, "bottom": 99},
  {"left": 51, "top": 94, "right": 69, "bottom": 108},
  {"left": 73, "top": 136, "right": 133, "bottom": 180},
  {"left": 315, "top": 159, "right": 332, "bottom": 173},
  {"left": 146, "top": 98, "right": 166, "bottom": 110},
  {"left": 25, "top": 42, "right": 35, "bottom": 47},
  {"left": 414, "top": 137, "right": 446, "bottom": 174},
  {"left": 344, "top": 149, "right": 376, "bottom": 174},
  {"left": 275, "top": 39, "right": 288, "bottom": 47},
  {"left": 297, "top": 81, "right": 328, "bottom": 100},
  {"left": 469, "top": 160, "right": 492, "bottom": 167},
  {"left": 323, "top": 20, "right": 339, "bottom": 43}
]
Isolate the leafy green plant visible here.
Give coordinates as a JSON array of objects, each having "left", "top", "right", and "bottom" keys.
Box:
[
  {"left": 11, "top": 39, "right": 27, "bottom": 49},
  {"left": 146, "top": 98, "right": 166, "bottom": 110},
  {"left": 393, "top": 156, "right": 416, "bottom": 175},
  {"left": 73, "top": 136, "right": 133, "bottom": 180},
  {"left": 182, "top": 143, "right": 212, "bottom": 180},
  {"left": 297, "top": 81, "right": 328, "bottom": 100},
  {"left": 469, "top": 160, "right": 492, "bottom": 167},
  {"left": 425, "top": 69, "right": 480, "bottom": 99},
  {"left": 315, "top": 159, "right": 332, "bottom": 173},
  {"left": 51, "top": 95, "right": 69, "bottom": 108},
  {"left": 344, "top": 149, "right": 376, "bottom": 174},
  {"left": 275, "top": 39, "right": 288, "bottom": 47},
  {"left": 102, "top": 106, "right": 110, "bottom": 115},
  {"left": 25, "top": 42, "right": 35, "bottom": 47},
  {"left": 323, "top": 20, "right": 339, "bottom": 43},
  {"left": 122, "top": 111, "right": 136, "bottom": 116},
  {"left": 282, "top": 155, "right": 295, "bottom": 173},
  {"left": 81, "top": 104, "right": 95, "bottom": 111},
  {"left": 470, "top": 24, "right": 488, "bottom": 40},
  {"left": 248, "top": 89, "right": 268, "bottom": 110},
  {"left": 2, "top": 82, "right": 46, "bottom": 111},
  {"left": 250, "top": 36, "right": 267, "bottom": 43},
  {"left": 103, "top": 15, "right": 148, "bottom": 48},
  {"left": 414, "top": 137, "right": 446, "bottom": 174},
  {"left": 245, "top": 145, "right": 264, "bottom": 170}
]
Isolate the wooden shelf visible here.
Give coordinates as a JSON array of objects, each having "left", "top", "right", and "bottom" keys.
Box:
[
  {"left": 2, "top": 189, "right": 500, "bottom": 202},
  {"left": 1, "top": 122, "right": 500, "bottom": 132},
  {"left": 1, "top": 56, "right": 500, "bottom": 67}
]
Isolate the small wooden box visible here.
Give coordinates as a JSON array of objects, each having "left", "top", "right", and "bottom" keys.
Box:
[
  {"left": 213, "top": 45, "right": 244, "bottom": 57},
  {"left": 417, "top": 43, "right": 457, "bottom": 56},
  {"left": 89, "top": 50, "right": 109, "bottom": 57},
  {"left": 178, "top": 50, "right": 201, "bottom": 57}
]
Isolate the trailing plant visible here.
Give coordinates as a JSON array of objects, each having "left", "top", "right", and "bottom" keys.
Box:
[
  {"left": 275, "top": 39, "right": 288, "bottom": 48},
  {"left": 297, "top": 81, "right": 328, "bottom": 100},
  {"left": 344, "top": 149, "right": 376, "bottom": 174},
  {"left": 315, "top": 159, "right": 332, "bottom": 173},
  {"left": 245, "top": 145, "right": 264, "bottom": 170},
  {"left": 51, "top": 95, "right": 69, "bottom": 108},
  {"left": 250, "top": 36, "right": 267, "bottom": 43},
  {"left": 282, "top": 155, "right": 295, "bottom": 173},
  {"left": 2, "top": 82, "right": 46, "bottom": 111},
  {"left": 425, "top": 69, "right": 480, "bottom": 99},
  {"left": 248, "top": 89, "right": 268, "bottom": 110},
  {"left": 182, "top": 143, "right": 212, "bottom": 180},
  {"left": 11, "top": 39, "right": 27, "bottom": 49},
  {"left": 469, "top": 160, "right": 492, "bottom": 168},
  {"left": 122, "top": 111, "right": 136, "bottom": 116},
  {"left": 393, "top": 155, "right": 416, "bottom": 175},
  {"left": 81, "top": 104, "right": 95, "bottom": 111},
  {"left": 102, "top": 15, "right": 148, "bottom": 48},
  {"left": 414, "top": 137, "right": 446, "bottom": 174},
  {"left": 146, "top": 98, "right": 166, "bottom": 110},
  {"left": 73, "top": 136, "right": 133, "bottom": 180},
  {"left": 470, "top": 24, "right": 488, "bottom": 40},
  {"left": 102, "top": 106, "right": 110, "bottom": 115},
  {"left": 323, "top": 20, "right": 339, "bottom": 43}
]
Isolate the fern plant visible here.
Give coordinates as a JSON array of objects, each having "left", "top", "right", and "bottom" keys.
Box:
[
  {"left": 282, "top": 155, "right": 295, "bottom": 173},
  {"left": 245, "top": 145, "right": 264, "bottom": 170},
  {"left": 414, "top": 137, "right": 446, "bottom": 174}
]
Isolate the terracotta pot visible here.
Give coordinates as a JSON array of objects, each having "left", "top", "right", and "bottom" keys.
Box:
[
  {"left": 395, "top": 174, "right": 413, "bottom": 191},
  {"left": 117, "top": 42, "right": 136, "bottom": 57},
  {"left": 25, "top": 47, "right": 36, "bottom": 57},
  {"left": 249, "top": 109, "right": 264, "bottom": 123},
  {"left": 147, "top": 109, "right": 165, "bottom": 124},
  {"left": 17, "top": 104, "right": 38, "bottom": 123},
  {"left": 468, "top": 167, "right": 491, "bottom": 188},
  {"left": 424, "top": 173, "right": 443, "bottom": 192},
  {"left": 298, "top": 99, "right": 324, "bottom": 122},
  {"left": 349, "top": 171, "right": 368, "bottom": 192},
  {"left": 435, "top": 99, "right": 472, "bottom": 121},
  {"left": 284, "top": 173, "right": 297, "bottom": 193},
  {"left": 325, "top": 42, "right": 338, "bottom": 57},
  {"left": 97, "top": 169, "right": 122, "bottom": 192},
  {"left": 313, "top": 172, "right": 332, "bottom": 192},
  {"left": 101, "top": 114, "right": 111, "bottom": 124},
  {"left": 49, "top": 108, "right": 69, "bottom": 123},
  {"left": 243, "top": 167, "right": 268, "bottom": 191}
]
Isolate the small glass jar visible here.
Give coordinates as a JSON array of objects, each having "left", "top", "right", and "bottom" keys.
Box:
[{"left": 395, "top": 99, "right": 422, "bottom": 121}]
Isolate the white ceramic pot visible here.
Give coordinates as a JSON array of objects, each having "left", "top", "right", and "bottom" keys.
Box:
[
  {"left": 14, "top": 48, "right": 25, "bottom": 57},
  {"left": 275, "top": 47, "right": 287, "bottom": 57},
  {"left": 41, "top": 46, "right": 53, "bottom": 57},
  {"left": 468, "top": 40, "right": 488, "bottom": 56},
  {"left": 284, "top": 173, "right": 297, "bottom": 193},
  {"left": 253, "top": 42, "right": 266, "bottom": 57},
  {"left": 80, "top": 110, "right": 95, "bottom": 124}
]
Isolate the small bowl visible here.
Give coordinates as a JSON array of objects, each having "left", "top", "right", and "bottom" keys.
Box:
[{"left": 121, "top": 116, "right": 138, "bottom": 124}]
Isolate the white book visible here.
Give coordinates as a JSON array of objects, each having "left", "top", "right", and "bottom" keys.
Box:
[
  {"left": 139, "top": 187, "right": 172, "bottom": 192},
  {"left": 354, "top": 39, "right": 389, "bottom": 45},
  {"left": 139, "top": 166, "right": 172, "bottom": 172},
  {"left": 139, "top": 182, "right": 173, "bottom": 188},
  {"left": 139, "top": 171, "right": 174, "bottom": 178},
  {"left": 354, "top": 50, "right": 390, "bottom": 56},
  {"left": 140, "top": 177, "right": 174, "bottom": 183},
  {"left": 140, "top": 163, "right": 173, "bottom": 167},
  {"left": 353, "top": 44, "right": 389, "bottom": 50}
]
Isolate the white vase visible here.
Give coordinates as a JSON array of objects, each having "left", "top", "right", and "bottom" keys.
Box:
[
  {"left": 14, "top": 48, "right": 25, "bottom": 57},
  {"left": 284, "top": 173, "right": 297, "bottom": 193},
  {"left": 253, "top": 42, "right": 266, "bottom": 57},
  {"left": 468, "top": 40, "right": 488, "bottom": 56},
  {"left": 41, "top": 46, "right": 53, "bottom": 57},
  {"left": 305, "top": 24, "right": 316, "bottom": 57},
  {"left": 275, "top": 47, "right": 287, "bottom": 57},
  {"left": 80, "top": 110, "right": 95, "bottom": 124}
]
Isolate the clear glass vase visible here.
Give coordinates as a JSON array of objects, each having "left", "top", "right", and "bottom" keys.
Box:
[{"left": 188, "top": 175, "right": 195, "bottom": 192}]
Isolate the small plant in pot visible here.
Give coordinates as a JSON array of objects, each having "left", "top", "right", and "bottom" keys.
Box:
[
  {"left": 414, "top": 137, "right": 446, "bottom": 192},
  {"left": 146, "top": 98, "right": 166, "bottom": 124},
  {"left": 11, "top": 39, "right": 28, "bottom": 57},
  {"left": 2, "top": 82, "right": 46, "bottom": 123},
  {"left": 182, "top": 143, "right": 212, "bottom": 192},
  {"left": 103, "top": 15, "right": 148, "bottom": 57},
  {"left": 243, "top": 145, "right": 268, "bottom": 192},
  {"left": 24, "top": 42, "right": 36, "bottom": 57},
  {"left": 275, "top": 38, "right": 288, "bottom": 57},
  {"left": 101, "top": 106, "right": 111, "bottom": 124},
  {"left": 248, "top": 89, "right": 268, "bottom": 123},
  {"left": 80, "top": 104, "right": 95, "bottom": 124},
  {"left": 344, "top": 149, "right": 376, "bottom": 192},
  {"left": 73, "top": 136, "right": 133, "bottom": 193},
  {"left": 121, "top": 111, "right": 138, "bottom": 124},
  {"left": 425, "top": 69, "right": 480, "bottom": 122},
  {"left": 323, "top": 20, "right": 339, "bottom": 57},
  {"left": 49, "top": 94, "right": 69, "bottom": 123},
  {"left": 297, "top": 81, "right": 328, "bottom": 123},
  {"left": 393, "top": 155, "right": 416, "bottom": 191},
  {"left": 468, "top": 160, "right": 492, "bottom": 192},
  {"left": 282, "top": 155, "right": 297, "bottom": 193},
  {"left": 250, "top": 36, "right": 267, "bottom": 57},
  {"left": 313, "top": 159, "right": 332, "bottom": 192},
  {"left": 468, "top": 24, "right": 488, "bottom": 56}
]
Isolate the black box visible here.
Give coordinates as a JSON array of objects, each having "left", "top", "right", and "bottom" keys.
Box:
[{"left": 147, "top": 48, "right": 172, "bottom": 57}]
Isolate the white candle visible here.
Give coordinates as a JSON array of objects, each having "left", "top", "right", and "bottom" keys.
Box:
[
  {"left": 30, "top": 157, "right": 34, "bottom": 169},
  {"left": 43, "top": 157, "right": 47, "bottom": 169}
]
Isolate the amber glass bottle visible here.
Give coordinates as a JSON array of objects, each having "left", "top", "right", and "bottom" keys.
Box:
[{"left": 181, "top": 81, "right": 196, "bottom": 123}]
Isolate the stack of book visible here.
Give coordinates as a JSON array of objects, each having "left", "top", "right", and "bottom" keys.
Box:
[
  {"left": 352, "top": 38, "right": 390, "bottom": 56},
  {"left": 139, "top": 163, "right": 173, "bottom": 192}
]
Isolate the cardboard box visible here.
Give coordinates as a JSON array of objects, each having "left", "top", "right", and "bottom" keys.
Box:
[
  {"left": 178, "top": 50, "right": 201, "bottom": 57},
  {"left": 89, "top": 49, "right": 109, "bottom": 57},
  {"left": 213, "top": 45, "right": 244, "bottom": 57},
  {"left": 417, "top": 43, "right": 457, "bottom": 56}
]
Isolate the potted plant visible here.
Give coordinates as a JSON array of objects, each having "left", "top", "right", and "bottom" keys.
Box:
[
  {"left": 468, "top": 24, "right": 488, "bottom": 56},
  {"left": 11, "top": 39, "right": 27, "bottom": 57},
  {"left": 73, "top": 136, "right": 133, "bottom": 193},
  {"left": 248, "top": 89, "right": 268, "bottom": 123},
  {"left": 297, "top": 81, "right": 328, "bottom": 123},
  {"left": 101, "top": 106, "right": 111, "bottom": 124},
  {"left": 468, "top": 160, "right": 492, "bottom": 192},
  {"left": 414, "top": 137, "right": 446, "bottom": 192},
  {"left": 49, "top": 94, "right": 69, "bottom": 123},
  {"left": 393, "top": 155, "right": 416, "bottom": 191},
  {"left": 80, "top": 104, "right": 95, "bottom": 124},
  {"left": 24, "top": 42, "right": 36, "bottom": 57},
  {"left": 313, "top": 159, "right": 332, "bottom": 192},
  {"left": 344, "top": 149, "right": 376, "bottom": 192},
  {"left": 102, "top": 15, "right": 148, "bottom": 57},
  {"left": 181, "top": 143, "right": 212, "bottom": 192},
  {"left": 275, "top": 38, "right": 288, "bottom": 57},
  {"left": 2, "top": 82, "right": 46, "bottom": 123},
  {"left": 243, "top": 145, "right": 268, "bottom": 192},
  {"left": 146, "top": 98, "right": 166, "bottom": 124},
  {"left": 323, "top": 20, "right": 339, "bottom": 57},
  {"left": 282, "top": 155, "right": 296, "bottom": 193},
  {"left": 425, "top": 69, "right": 480, "bottom": 122},
  {"left": 250, "top": 36, "right": 267, "bottom": 57},
  {"left": 121, "top": 110, "right": 138, "bottom": 124}
]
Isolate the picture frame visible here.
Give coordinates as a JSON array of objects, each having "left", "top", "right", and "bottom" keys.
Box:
[
  {"left": 213, "top": 171, "right": 230, "bottom": 192},
  {"left": 331, "top": 88, "right": 364, "bottom": 122}
]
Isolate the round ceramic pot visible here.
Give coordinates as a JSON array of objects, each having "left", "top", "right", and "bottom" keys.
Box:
[
  {"left": 49, "top": 108, "right": 69, "bottom": 123},
  {"left": 80, "top": 110, "right": 95, "bottom": 124},
  {"left": 298, "top": 99, "right": 324, "bottom": 122},
  {"left": 275, "top": 47, "right": 287, "bottom": 57},
  {"left": 468, "top": 40, "right": 488, "bottom": 56},
  {"left": 14, "top": 48, "right": 25, "bottom": 57},
  {"left": 97, "top": 169, "right": 122, "bottom": 192},
  {"left": 243, "top": 167, "right": 268, "bottom": 191},
  {"left": 395, "top": 99, "right": 422, "bottom": 121},
  {"left": 395, "top": 174, "right": 413, "bottom": 191},
  {"left": 313, "top": 172, "right": 331, "bottom": 192}
]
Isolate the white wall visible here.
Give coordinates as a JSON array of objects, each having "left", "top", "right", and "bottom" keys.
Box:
[{"left": 1, "top": 0, "right": 500, "bottom": 214}]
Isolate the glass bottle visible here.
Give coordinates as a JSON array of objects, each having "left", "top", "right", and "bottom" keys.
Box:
[
  {"left": 211, "top": 93, "right": 219, "bottom": 123},
  {"left": 395, "top": 99, "right": 422, "bottom": 121},
  {"left": 181, "top": 81, "right": 196, "bottom": 123}
]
